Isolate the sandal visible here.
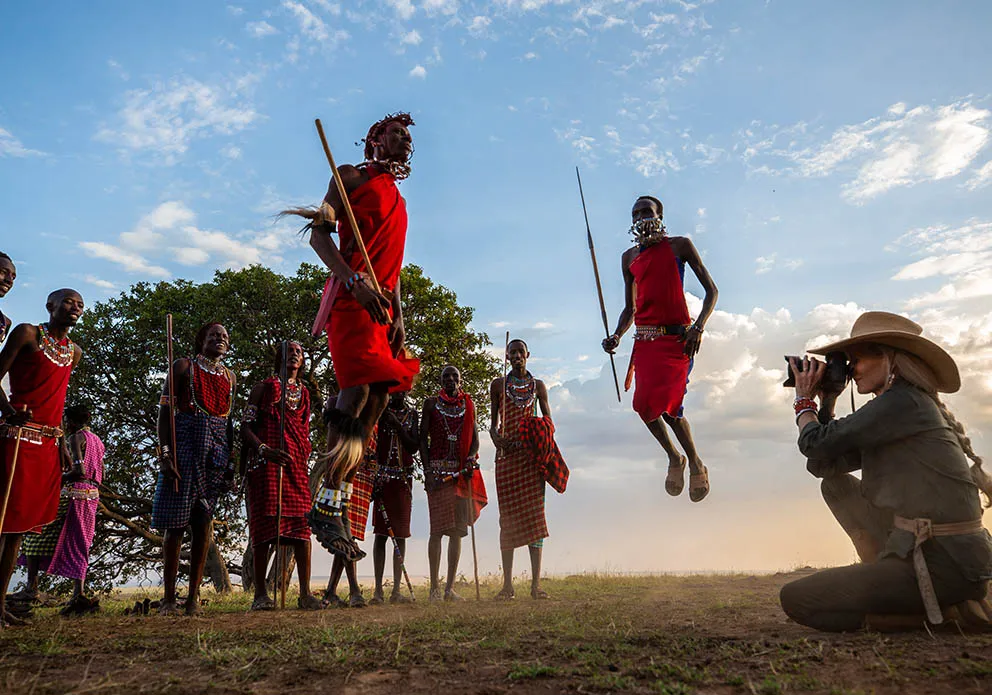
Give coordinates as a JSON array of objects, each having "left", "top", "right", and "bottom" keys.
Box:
[
  {"left": 428, "top": 588, "right": 443, "bottom": 603},
  {"left": 390, "top": 592, "right": 413, "bottom": 605},
  {"left": 250, "top": 596, "right": 275, "bottom": 611},
  {"left": 665, "top": 456, "right": 687, "bottom": 496},
  {"left": 531, "top": 589, "right": 550, "bottom": 600},
  {"left": 348, "top": 592, "right": 366, "bottom": 608},
  {"left": 368, "top": 593, "right": 385, "bottom": 606},
  {"left": 444, "top": 590, "right": 463, "bottom": 602},
  {"left": 158, "top": 600, "right": 180, "bottom": 616},
  {"left": 493, "top": 588, "right": 516, "bottom": 601},
  {"left": 308, "top": 509, "right": 364, "bottom": 561},
  {"left": 689, "top": 464, "right": 710, "bottom": 503},
  {"left": 297, "top": 594, "right": 324, "bottom": 611},
  {"left": 322, "top": 592, "right": 347, "bottom": 608}
]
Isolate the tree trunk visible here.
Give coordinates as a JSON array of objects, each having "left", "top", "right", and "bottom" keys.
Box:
[{"left": 205, "top": 534, "right": 233, "bottom": 594}]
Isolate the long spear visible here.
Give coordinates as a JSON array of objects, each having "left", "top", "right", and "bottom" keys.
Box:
[
  {"left": 576, "top": 167, "right": 621, "bottom": 402},
  {"left": 0, "top": 416, "right": 24, "bottom": 534},
  {"left": 314, "top": 119, "right": 381, "bottom": 295},
  {"left": 165, "top": 315, "right": 179, "bottom": 493},
  {"left": 276, "top": 340, "right": 288, "bottom": 609}
]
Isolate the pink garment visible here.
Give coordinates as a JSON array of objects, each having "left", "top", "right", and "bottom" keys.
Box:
[{"left": 47, "top": 430, "right": 104, "bottom": 581}]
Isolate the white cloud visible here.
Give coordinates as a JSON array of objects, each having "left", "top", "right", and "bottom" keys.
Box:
[
  {"left": 95, "top": 76, "right": 257, "bottom": 163},
  {"left": 533, "top": 321, "right": 554, "bottom": 329},
  {"left": 84, "top": 275, "right": 116, "bottom": 290},
  {"left": 401, "top": 29, "right": 422, "bottom": 45},
  {"left": 422, "top": 0, "right": 458, "bottom": 15},
  {"left": 697, "top": 207, "right": 707, "bottom": 218},
  {"left": 628, "top": 143, "right": 680, "bottom": 177},
  {"left": 220, "top": 145, "right": 242, "bottom": 159},
  {"left": 79, "top": 242, "right": 170, "bottom": 278},
  {"left": 468, "top": 16, "right": 492, "bottom": 35},
  {"left": 755, "top": 254, "right": 803, "bottom": 275},
  {"left": 742, "top": 100, "right": 992, "bottom": 203},
  {"left": 283, "top": 0, "right": 327, "bottom": 40},
  {"left": 890, "top": 219, "right": 992, "bottom": 307},
  {"left": 0, "top": 126, "right": 44, "bottom": 158},
  {"left": 385, "top": 0, "right": 415, "bottom": 20},
  {"left": 409, "top": 64, "right": 427, "bottom": 79},
  {"left": 120, "top": 201, "right": 196, "bottom": 250},
  {"left": 227, "top": 5, "right": 244, "bottom": 15},
  {"left": 107, "top": 59, "right": 129, "bottom": 81},
  {"left": 966, "top": 160, "right": 992, "bottom": 191},
  {"left": 246, "top": 20, "right": 278, "bottom": 37},
  {"left": 523, "top": 51, "right": 538, "bottom": 60}
]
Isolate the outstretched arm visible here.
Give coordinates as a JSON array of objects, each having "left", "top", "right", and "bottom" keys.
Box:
[
  {"left": 604, "top": 249, "right": 637, "bottom": 353},
  {"left": 676, "top": 237, "right": 718, "bottom": 358}
]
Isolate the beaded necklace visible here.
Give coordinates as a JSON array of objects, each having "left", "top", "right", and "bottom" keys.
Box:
[
  {"left": 435, "top": 395, "right": 465, "bottom": 456},
  {"left": 382, "top": 409, "right": 413, "bottom": 477},
  {"left": 189, "top": 354, "right": 235, "bottom": 418},
  {"left": 505, "top": 371, "right": 536, "bottom": 409},
  {"left": 283, "top": 378, "right": 303, "bottom": 411},
  {"left": 38, "top": 323, "right": 75, "bottom": 367}
]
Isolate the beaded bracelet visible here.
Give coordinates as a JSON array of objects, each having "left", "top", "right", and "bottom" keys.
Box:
[
  {"left": 793, "top": 397, "right": 817, "bottom": 415},
  {"left": 795, "top": 407, "right": 817, "bottom": 424},
  {"left": 344, "top": 273, "right": 361, "bottom": 291}
]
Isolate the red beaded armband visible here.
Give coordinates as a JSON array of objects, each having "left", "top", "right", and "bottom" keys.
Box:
[{"left": 793, "top": 397, "right": 818, "bottom": 415}]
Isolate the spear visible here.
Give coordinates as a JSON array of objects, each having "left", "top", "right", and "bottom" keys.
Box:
[
  {"left": 276, "top": 340, "right": 288, "bottom": 609},
  {"left": 576, "top": 167, "right": 621, "bottom": 402}
]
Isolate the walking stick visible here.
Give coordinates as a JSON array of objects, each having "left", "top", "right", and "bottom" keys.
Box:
[
  {"left": 0, "top": 422, "right": 24, "bottom": 535},
  {"left": 314, "top": 118, "right": 381, "bottom": 295},
  {"left": 467, "top": 466, "right": 481, "bottom": 601},
  {"left": 276, "top": 340, "right": 288, "bottom": 609},
  {"left": 374, "top": 474, "right": 416, "bottom": 601},
  {"left": 165, "top": 315, "right": 179, "bottom": 493},
  {"left": 500, "top": 331, "right": 509, "bottom": 452},
  {"left": 576, "top": 167, "right": 622, "bottom": 402}
]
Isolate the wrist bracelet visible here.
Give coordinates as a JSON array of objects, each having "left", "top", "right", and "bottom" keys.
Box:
[
  {"left": 795, "top": 408, "right": 817, "bottom": 424},
  {"left": 345, "top": 273, "right": 361, "bottom": 291},
  {"left": 793, "top": 397, "right": 818, "bottom": 414},
  {"left": 689, "top": 324, "right": 703, "bottom": 333}
]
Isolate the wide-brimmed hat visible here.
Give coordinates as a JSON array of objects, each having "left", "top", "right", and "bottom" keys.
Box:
[{"left": 809, "top": 311, "right": 960, "bottom": 393}]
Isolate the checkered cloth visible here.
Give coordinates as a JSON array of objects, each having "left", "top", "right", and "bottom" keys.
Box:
[
  {"left": 427, "top": 485, "right": 471, "bottom": 538},
  {"left": 19, "top": 498, "right": 66, "bottom": 558},
  {"left": 496, "top": 401, "right": 549, "bottom": 550},
  {"left": 519, "top": 415, "right": 569, "bottom": 494},
  {"left": 152, "top": 412, "right": 232, "bottom": 530},
  {"left": 347, "top": 461, "right": 376, "bottom": 542},
  {"left": 372, "top": 477, "right": 412, "bottom": 538}
]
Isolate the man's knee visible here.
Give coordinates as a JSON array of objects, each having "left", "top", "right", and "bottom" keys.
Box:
[
  {"left": 820, "top": 474, "right": 858, "bottom": 507},
  {"left": 779, "top": 579, "right": 812, "bottom": 625}
]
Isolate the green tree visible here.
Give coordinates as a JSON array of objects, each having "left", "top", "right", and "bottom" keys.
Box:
[{"left": 64, "top": 263, "right": 497, "bottom": 592}]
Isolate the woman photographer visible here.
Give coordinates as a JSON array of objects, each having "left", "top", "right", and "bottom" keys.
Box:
[{"left": 780, "top": 311, "right": 992, "bottom": 632}]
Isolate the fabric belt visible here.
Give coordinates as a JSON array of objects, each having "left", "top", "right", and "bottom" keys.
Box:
[
  {"left": 0, "top": 422, "right": 65, "bottom": 445},
  {"left": 62, "top": 487, "right": 99, "bottom": 500},
  {"left": 893, "top": 515, "right": 986, "bottom": 625},
  {"left": 634, "top": 324, "right": 689, "bottom": 340}
]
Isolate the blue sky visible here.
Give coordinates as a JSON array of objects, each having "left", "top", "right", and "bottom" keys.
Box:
[{"left": 3, "top": 1, "right": 992, "bottom": 577}]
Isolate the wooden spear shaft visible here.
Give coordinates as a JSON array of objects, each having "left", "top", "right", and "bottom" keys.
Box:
[{"left": 314, "top": 118, "right": 381, "bottom": 295}]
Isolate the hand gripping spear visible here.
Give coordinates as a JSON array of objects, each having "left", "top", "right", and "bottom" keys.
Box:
[
  {"left": 576, "top": 168, "right": 622, "bottom": 402},
  {"left": 275, "top": 340, "right": 288, "bottom": 609}
]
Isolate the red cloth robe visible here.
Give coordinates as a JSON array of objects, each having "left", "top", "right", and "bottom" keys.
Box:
[
  {"left": 627, "top": 240, "right": 693, "bottom": 422},
  {"left": 313, "top": 165, "right": 419, "bottom": 392},
  {"left": 0, "top": 334, "right": 74, "bottom": 534}
]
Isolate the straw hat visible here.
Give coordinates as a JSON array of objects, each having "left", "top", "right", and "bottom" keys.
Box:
[{"left": 809, "top": 311, "right": 960, "bottom": 393}]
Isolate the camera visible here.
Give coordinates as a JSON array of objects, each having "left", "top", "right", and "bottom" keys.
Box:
[{"left": 783, "top": 351, "right": 850, "bottom": 393}]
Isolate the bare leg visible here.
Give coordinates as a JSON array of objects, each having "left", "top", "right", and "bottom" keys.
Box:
[
  {"left": 72, "top": 579, "right": 83, "bottom": 600},
  {"left": 24, "top": 556, "right": 40, "bottom": 595},
  {"left": 186, "top": 510, "right": 212, "bottom": 616},
  {"left": 445, "top": 536, "right": 462, "bottom": 595},
  {"left": 344, "top": 558, "right": 363, "bottom": 606},
  {"left": 372, "top": 534, "right": 387, "bottom": 601},
  {"left": 391, "top": 538, "right": 405, "bottom": 598},
  {"left": 327, "top": 555, "right": 345, "bottom": 598},
  {"left": 428, "top": 533, "right": 442, "bottom": 598},
  {"left": 252, "top": 541, "right": 272, "bottom": 602},
  {"left": 292, "top": 540, "right": 312, "bottom": 598},
  {"left": 529, "top": 545, "right": 544, "bottom": 597},
  {"left": 162, "top": 528, "right": 183, "bottom": 611},
  {"left": 499, "top": 548, "right": 515, "bottom": 596},
  {"left": 646, "top": 418, "right": 686, "bottom": 467},
  {"left": 662, "top": 414, "right": 702, "bottom": 474},
  {"left": 0, "top": 534, "right": 23, "bottom": 623}
]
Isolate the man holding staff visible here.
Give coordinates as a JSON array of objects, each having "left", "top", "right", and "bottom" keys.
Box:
[
  {"left": 152, "top": 322, "right": 237, "bottom": 616},
  {"left": 602, "top": 196, "right": 718, "bottom": 501},
  {"left": 241, "top": 341, "right": 321, "bottom": 611},
  {"left": 284, "top": 113, "right": 419, "bottom": 561},
  {"left": 0, "top": 289, "right": 84, "bottom": 627}
]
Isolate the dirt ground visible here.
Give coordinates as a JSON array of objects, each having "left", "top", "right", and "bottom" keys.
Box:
[{"left": 0, "top": 571, "right": 989, "bottom": 694}]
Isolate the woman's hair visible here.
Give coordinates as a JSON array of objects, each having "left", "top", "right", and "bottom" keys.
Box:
[
  {"left": 887, "top": 347, "right": 992, "bottom": 507},
  {"left": 64, "top": 403, "right": 91, "bottom": 426}
]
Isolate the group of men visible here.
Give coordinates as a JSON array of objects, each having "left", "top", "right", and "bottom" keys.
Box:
[{"left": 0, "top": 111, "right": 716, "bottom": 625}]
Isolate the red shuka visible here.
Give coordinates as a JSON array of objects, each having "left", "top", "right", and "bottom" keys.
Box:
[
  {"left": 0, "top": 336, "right": 74, "bottom": 534},
  {"left": 316, "top": 165, "right": 419, "bottom": 392},
  {"left": 628, "top": 240, "right": 693, "bottom": 422}
]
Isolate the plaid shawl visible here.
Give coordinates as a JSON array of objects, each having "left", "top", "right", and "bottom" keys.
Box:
[{"left": 519, "top": 416, "right": 569, "bottom": 494}]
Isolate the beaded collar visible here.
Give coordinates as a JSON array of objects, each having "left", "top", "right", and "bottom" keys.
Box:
[
  {"left": 190, "top": 353, "right": 235, "bottom": 418},
  {"left": 505, "top": 371, "right": 536, "bottom": 409},
  {"left": 436, "top": 391, "right": 467, "bottom": 419},
  {"left": 38, "top": 323, "right": 75, "bottom": 367}
]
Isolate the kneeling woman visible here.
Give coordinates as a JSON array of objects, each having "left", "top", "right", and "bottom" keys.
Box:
[{"left": 781, "top": 311, "right": 992, "bottom": 631}]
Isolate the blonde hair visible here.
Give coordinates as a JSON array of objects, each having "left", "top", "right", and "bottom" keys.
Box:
[{"left": 887, "top": 348, "right": 992, "bottom": 507}]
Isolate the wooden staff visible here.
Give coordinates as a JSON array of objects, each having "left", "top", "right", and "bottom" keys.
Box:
[
  {"left": 0, "top": 419, "right": 25, "bottom": 535},
  {"left": 576, "top": 167, "right": 621, "bottom": 402},
  {"left": 500, "top": 331, "right": 509, "bottom": 447},
  {"left": 165, "top": 315, "right": 179, "bottom": 493},
  {"left": 314, "top": 118, "right": 381, "bottom": 295},
  {"left": 467, "top": 463, "right": 481, "bottom": 601},
  {"left": 276, "top": 340, "right": 288, "bottom": 609}
]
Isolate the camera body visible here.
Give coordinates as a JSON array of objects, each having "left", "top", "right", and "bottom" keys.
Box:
[{"left": 783, "top": 351, "right": 850, "bottom": 394}]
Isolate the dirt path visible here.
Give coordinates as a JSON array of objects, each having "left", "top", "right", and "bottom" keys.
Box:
[{"left": 1, "top": 572, "right": 989, "bottom": 694}]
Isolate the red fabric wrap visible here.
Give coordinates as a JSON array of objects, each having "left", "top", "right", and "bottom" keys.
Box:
[
  {"left": 519, "top": 416, "right": 569, "bottom": 494},
  {"left": 495, "top": 399, "right": 548, "bottom": 550},
  {"left": 320, "top": 166, "right": 420, "bottom": 392},
  {"left": 181, "top": 360, "right": 233, "bottom": 417},
  {"left": 425, "top": 393, "right": 487, "bottom": 535},
  {"left": 348, "top": 463, "right": 375, "bottom": 542},
  {"left": 628, "top": 240, "right": 692, "bottom": 422},
  {"left": 372, "top": 480, "right": 412, "bottom": 538},
  {"left": 1, "top": 339, "right": 73, "bottom": 534},
  {"left": 246, "top": 378, "right": 313, "bottom": 545}
]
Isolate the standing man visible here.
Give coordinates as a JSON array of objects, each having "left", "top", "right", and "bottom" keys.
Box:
[
  {"left": 490, "top": 340, "right": 554, "bottom": 600},
  {"left": 603, "top": 196, "right": 718, "bottom": 502},
  {"left": 152, "top": 322, "right": 237, "bottom": 616},
  {"left": 19, "top": 404, "right": 105, "bottom": 615},
  {"left": 0, "top": 252, "right": 15, "bottom": 344},
  {"left": 286, "top": 113, "right": 420, "bottom": 561},
  {"left": 0, "top": 289, "right": 84, "bottom": 626},
  {"left": 370, "top": 391, "right": 418, "bottom": 604},
  {"left": 420, "top": 366, "right": 486, "bottom": 602},
  {"left": 241, "top": 341, "right": 322, "bottom": 611}
]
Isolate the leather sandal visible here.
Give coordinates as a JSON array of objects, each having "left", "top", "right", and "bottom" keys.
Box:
[
  {"left": 689, "top": 464, "right": 710, "bottom": 503},
  {"left": 665, "top": 456, "right": 687, "bottom": 496}
]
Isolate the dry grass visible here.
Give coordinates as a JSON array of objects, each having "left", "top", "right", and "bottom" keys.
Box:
[{"left": 1, "top": 572, "right": 989, "bottom": 694}]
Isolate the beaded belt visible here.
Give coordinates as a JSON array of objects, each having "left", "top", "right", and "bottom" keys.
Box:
[
  {"left": 0, "top": 422, "right": 65, "bottom": 445},
  {"left": 376, "top": 465, "right": 410, "bottom": 481},
  {"left": 634, "top": 325, "right": 689, "bottom": 341},
  {"left": 62, "top": 487, "right": 99, "bottom": 500},
  {"left": 428, "top": 459, "right": 461, "bottom": 476}
]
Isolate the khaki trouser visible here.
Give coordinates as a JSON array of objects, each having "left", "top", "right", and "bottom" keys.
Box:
[{"left": 779, "top": 474, "right": 986, "bottom": 632}]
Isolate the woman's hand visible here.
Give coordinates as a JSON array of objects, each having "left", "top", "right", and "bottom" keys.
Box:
[{"left": 789, "top": 356, "right": 825, "bottom": 400}]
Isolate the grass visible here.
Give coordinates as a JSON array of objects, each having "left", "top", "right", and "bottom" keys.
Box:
[{"left": 1, "top": 572, "right": 990, "bottom": 694}]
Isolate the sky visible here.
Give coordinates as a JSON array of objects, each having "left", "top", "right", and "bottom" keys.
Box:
[{"left": 2, "top": 0, "right": 992, "bottom": 581}]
